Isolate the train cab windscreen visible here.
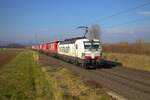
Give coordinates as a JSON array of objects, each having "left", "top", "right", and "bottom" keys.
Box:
[{"left": 84, "top": 41, "right": 100, "bottom": 50}]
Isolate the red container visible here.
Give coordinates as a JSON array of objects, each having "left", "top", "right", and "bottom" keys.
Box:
[
  {"left": 37, "top": 45, "right": 40, "bottom": 51},
  {"left": 31, "top": 45, "right": 35, "bottom": 49},
  {"left": 41, "top": 44, "right": 44, "bottom": 52},
  {"left": 43, "top": 42, "right": 50, "bottom": 53},
  {"left": 47, "top": 41, "right": 59, "bottom": 54},
  {"left": 42, "top": 43, "right": 46, "bottom": 52}
]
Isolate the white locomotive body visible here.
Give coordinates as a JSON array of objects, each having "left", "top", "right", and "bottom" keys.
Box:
[{"left": 58, "top": 37, "right": 102, "bottom": 68}]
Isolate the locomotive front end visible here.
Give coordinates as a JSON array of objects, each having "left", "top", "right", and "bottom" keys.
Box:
[{"left": 83, "top": 39, "right": 102, "bottom": 65}]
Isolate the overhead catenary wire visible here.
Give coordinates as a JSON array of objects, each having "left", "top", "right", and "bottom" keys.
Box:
[
  {"left": 103, "top": 17, "right": 150, "bottom": 28},
  {"left": 99, "top": 1, "right": 150, "bottom": 22}
]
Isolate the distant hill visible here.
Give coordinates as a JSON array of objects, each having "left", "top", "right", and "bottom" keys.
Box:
[{"left": 0, "top": 43, "right": 25, "bottom": 48}]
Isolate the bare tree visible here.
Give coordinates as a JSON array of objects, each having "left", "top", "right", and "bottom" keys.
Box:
[{"left": 87, "top": 24, "right": 101, "bottom": 41}]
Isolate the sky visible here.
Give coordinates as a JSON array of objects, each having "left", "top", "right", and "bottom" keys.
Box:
[{"left": 0, "top": 0, "right": 150, "bottom": 44}]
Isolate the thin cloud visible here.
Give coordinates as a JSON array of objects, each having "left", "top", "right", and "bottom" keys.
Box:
[
  {"left": 104, "top": 26, "right": 150, "bottom": 35},
  {"left": 137, "top": 11, "right": 150, "bottom": 16},
  {"left": 104, "top": 27, "right": 135, "bottom": 34}
]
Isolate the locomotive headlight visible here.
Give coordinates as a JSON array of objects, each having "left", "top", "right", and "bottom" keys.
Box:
[{"left": 91, "top": 54, "right": 95, "bottom": 59}]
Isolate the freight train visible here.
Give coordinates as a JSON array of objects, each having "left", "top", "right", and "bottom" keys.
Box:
[{"left": 32, "top": 37, "right": 102, "bottom": 68}]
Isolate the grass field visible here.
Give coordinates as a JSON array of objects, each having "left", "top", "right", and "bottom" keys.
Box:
[
  {"left": 103, "top": 42, "right": 150, "bottom": 56},
  {"left": 0, "top": 49, "right": 112, "bottom": 100},
  {"left": 0, "top": 51, "right": 37, "bottom": 99},
  {"left": 103, "top": 52, "right": 150, "bottom": 72},
  {"left": 0, "top": 50, "right": 19, "bottom": 67}
]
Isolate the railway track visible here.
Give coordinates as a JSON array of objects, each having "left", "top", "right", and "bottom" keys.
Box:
[
  {"left": 91, "top": 69, "right": 150, "bottom": 94},
  {"left": 39, "top": 53, "right": 150, "bottom": 100},
  {"left": 96, "top": 68, "right": 150, "bottom": 88}
]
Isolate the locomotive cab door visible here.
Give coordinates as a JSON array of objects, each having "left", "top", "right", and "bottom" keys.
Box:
[{"left": 75, "top": 43, "right": 79, "bottom": 59}]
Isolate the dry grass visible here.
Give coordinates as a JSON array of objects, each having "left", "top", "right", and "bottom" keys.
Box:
[
  {"left": 103, "top": 52, "right": 150, "bottom": 71},
  {"left": 0, "top": 50, "right": 53, "bottom": 100},
  {"left": 0, "top": 50, "right": 19, "bottom": 67},
  {"left": 103, "top": 42, "right": 150, "bottom": 56},
  {"left": 0, "top": 51, "right": 36, "bottom": 100},
  {"left": 0, "top": 50, "right": 113, "bottom": 100},
  {"left": 103, "top": 41, "right": 150, "bottom": 71},
  {"left": 41, "top": 66, "right": 113, "bottom": 100}
]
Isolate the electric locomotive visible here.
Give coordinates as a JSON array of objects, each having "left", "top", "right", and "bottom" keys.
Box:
[{"left": 58, "top": 37, "right": 102, "bottom": 68}]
